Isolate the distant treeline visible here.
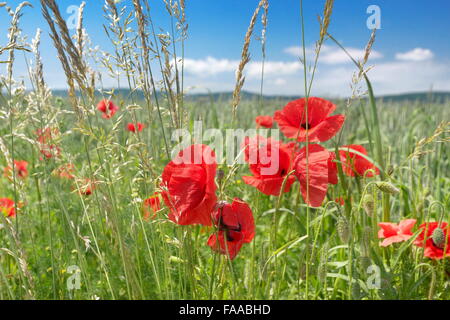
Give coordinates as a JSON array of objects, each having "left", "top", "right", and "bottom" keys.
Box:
[{"left": 49, "top": 89, "right": 450, "bottom": 104}]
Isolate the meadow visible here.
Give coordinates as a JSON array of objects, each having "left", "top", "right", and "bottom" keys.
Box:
[{"left": 0, "top": 0, "right": 449, "bottom": 300}]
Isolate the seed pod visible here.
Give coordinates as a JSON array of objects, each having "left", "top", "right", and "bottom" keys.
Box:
[
  {"left": 337, "top": 215, "right": 350, "bottom": 243},
  {"left": 376, "top": 181, "right": 400, "bottom": 195},
  {"left": 362, "top": 194, "right": 375, "bottom": 216},
  {"left": 432, "top": 227, "right": 446, "bottom": 249}
]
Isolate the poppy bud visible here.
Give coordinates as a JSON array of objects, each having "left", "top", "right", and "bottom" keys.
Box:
[
  {"left": 432, "top": 227, "right": 446, "bottom": 249},
  {"left": 337, "top": 215, "right": 350, "bottom": 243},
  {"left": 376, "top": 181, "right": 400, "bottom": 195},
  {"left": 362, "top": 194, "right": 375, "bottom": 216}
]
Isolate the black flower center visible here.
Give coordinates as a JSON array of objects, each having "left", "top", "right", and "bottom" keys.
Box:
[
  {"left": 301, "top": 122, "right": 311, "bottom": 129},
  {"left": 218, "top": 218, "right": 241, "bottom": 241}
]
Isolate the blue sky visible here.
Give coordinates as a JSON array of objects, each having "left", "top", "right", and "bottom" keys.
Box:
[{"left": 3, "top": 0, "right": 450, "bottom": 96}]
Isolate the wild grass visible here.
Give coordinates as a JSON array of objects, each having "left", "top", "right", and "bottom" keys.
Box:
[{"left": 0, "top": 0, "right": 448, "bottom": 300}]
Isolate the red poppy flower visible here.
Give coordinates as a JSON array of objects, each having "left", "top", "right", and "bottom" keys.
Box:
[
  {"left": 414, "top": 222, "right": 450, "bottom": 260},
  {"left": 75, "top": 178, "right": 96, "bottom": 196},
  {"left": 207, "top": 198, "right": 255, "bottom": 260},
  {"left": 127, "top": 122, "right": 144, "bottom": 133},
  {"left": 339, "top": 145, "right": 379, "bottom": 177},
  {"left": 39, "top": 144, "right": 61, "bottom": 160},
  {"left": 0, "top": 198, "right": 16, "bottom": 217},
  {"left": 97, "top": 99, "right": 119, "bottom": 119},
  {"left": 255, "top": 115, "right": 273, "bottom": 129},
  {"left": 378, "top": 219, "right": 416, "bottom": 247},
  {"left": 335, "top": 197, "right": 345, "bottom": 206},
  {"left": 36, "top": 127, "right": 59, "bottom": 144},
  {"left": 35, "top": 127, "right": 61, "bottom": 159},
  {"left": 53, "top": 163, "right": 75, "bottom": 180},
  {"left": 274, "top": 97, "right": 345, "bottom": 142},
  {"left": 293, "top": 144, "right": 330, "bottom": 207},
  {"left": 335, "top": 197, "right": 352, "bottom": 206},
  {"left": 161, "top": 144, "right": 217, "bottom": 226},
  {"left": 4, "top": 160, "right": 28, "bottom": 180},
  {"left": 142, "top": 193, "right": 161, "bottom": 220},
  {"left": 241, "top": 136, "right": 296, "bottom": 196}
]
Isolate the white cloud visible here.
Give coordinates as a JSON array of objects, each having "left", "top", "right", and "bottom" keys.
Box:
[
  {"left": 182, "top": 57, "right": 302, "bottom": 78},
  {"left": 395, "top": 48, "right": 434, "bottom": 61},
  {"left": 185, "top": 59, "right": 450, "bottom": 97},
  {"left": 246, "top": 61, "right": 302, "bottom": 77},
  {"left": 307, "top": 60, "right": 450, "bottom": 97},
  {"left": 284, "top": 44, "right": 383, "bottom": 65},
  {"left": 321, "top": 46, "right": 383, "bottom": 64},
  {"left": 272, "top": 78, "right": 287, "bottom": 86},
  {"left": 368, "top": 60, "right": 448, "bottom": 93},
  {"left": 183, "top": 56, "right": 237, "bottom": 76},
  {"left": 284, "top": 46, "right": 314, "bottom": 57}
]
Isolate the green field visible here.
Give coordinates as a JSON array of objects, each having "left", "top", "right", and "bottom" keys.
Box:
[{"left": 0, "top": 0, "right": 449, "bottom": 300}]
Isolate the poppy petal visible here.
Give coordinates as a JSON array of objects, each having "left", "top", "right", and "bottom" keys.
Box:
[
  {"left": 231, "top": 198, "right": 255, "bottom": 243},
  {"left": 378, "top": 222, "right": 399, "bottom": 238},
  {"left": 294, "top": 144, "right": 329, "bottom": 207},
  {"left": 340, "top": 145, "right": 379, "bottom": 177},
  {"left": 308, "top": 114, "right": 345, "bottom": 142},
  {"left": 398, "top": 219, "right": 417, "bottom": 235},
  {"left": 381, "top": 235, "right": 411, "bottom": 247},
  {"left": 161, "top": 144, "right": 217, "bottom": 226}
]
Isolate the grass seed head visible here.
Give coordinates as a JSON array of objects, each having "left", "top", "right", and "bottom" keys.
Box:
[
  {"left": 337, "top": 215, "right": 350, "bottom": 243},
  {"left": 317, "top": 243, "right": 329, "bottom": 283}
]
